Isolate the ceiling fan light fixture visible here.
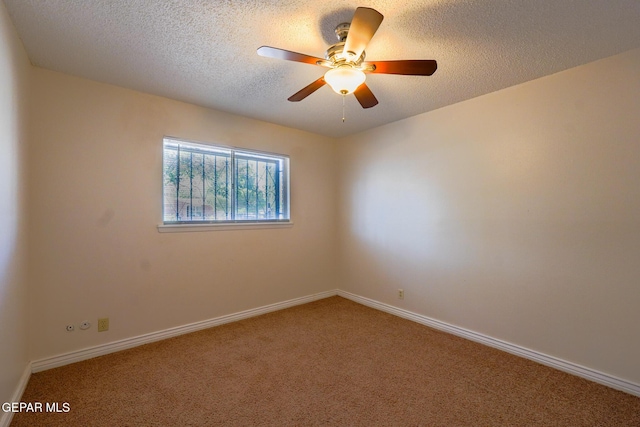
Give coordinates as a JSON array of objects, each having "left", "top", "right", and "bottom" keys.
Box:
[{"left": 324, "top": 66, "right": 366, "bottom": 95}]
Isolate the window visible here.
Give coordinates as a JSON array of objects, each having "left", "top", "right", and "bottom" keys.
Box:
[{"left": 163, "top": 138, "right": 289, "bottom": 224}]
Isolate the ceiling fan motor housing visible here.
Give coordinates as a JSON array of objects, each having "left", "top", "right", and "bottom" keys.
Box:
[{"left": 327, "top": 23, "right": 365, "bottom": 66}]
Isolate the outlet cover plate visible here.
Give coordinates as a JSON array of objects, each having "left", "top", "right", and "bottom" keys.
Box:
[{"left": 98, "top": 317, "right": 109, "bottom": 332}]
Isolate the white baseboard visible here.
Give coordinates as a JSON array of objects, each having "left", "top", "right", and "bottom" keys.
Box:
[
  {"left": 338, "top": 290, "right": 640, "bottom": 398},
  {"left": 31, "top": 290, "right": 338, "bottom": 373},
  {"left": 0, "top": 362, "right": 32, "bottom": 427},
  {"left": 338, "top": 290, "right": 640, "bottom": 397},
  {"left": 27, "top": 288, "right": 640, "bottom": 398}
]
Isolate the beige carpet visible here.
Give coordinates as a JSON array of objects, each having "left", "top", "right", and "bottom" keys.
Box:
[{"left": 11, "top": 296, "right": 640, "bottom": 426}]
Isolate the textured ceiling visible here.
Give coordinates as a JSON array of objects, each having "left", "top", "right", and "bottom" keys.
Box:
[{"left": 5, "top": 0, "right": 640, "bottom": 138}]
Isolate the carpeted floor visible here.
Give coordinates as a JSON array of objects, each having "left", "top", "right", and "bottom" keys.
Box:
[{"left": 11, "top": 296, "right": 640, "bottom": 426}]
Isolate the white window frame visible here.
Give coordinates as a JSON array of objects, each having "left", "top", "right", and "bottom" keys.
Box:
[{"left": 157, "top": 137, "right": 292, "bottom": 233}]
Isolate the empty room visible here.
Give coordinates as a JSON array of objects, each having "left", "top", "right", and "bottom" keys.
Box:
[{"left": 1, "top": 1, "right": 639, "bottom": 426}]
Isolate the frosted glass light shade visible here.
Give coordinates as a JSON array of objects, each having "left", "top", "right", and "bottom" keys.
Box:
[{"left": 324, "top": 66, "right": 366, "bottom": 95}]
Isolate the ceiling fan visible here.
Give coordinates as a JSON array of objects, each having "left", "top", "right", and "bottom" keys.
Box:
[{"left": 257, "top": 7, "right": 437, "bottom": 109}]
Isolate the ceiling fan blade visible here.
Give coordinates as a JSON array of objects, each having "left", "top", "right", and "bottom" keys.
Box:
[
  {"left": 364, "top": 60, "right": 438, "bottom": 76},
  {"left": 354, "top": 83, "right": 378, "bottom": 108},
  {"left": 343, "top": 7, "right": 384, "bottom": 61},
  {"left": 257, "top": 46, "right": 325, "bottom": 66},
  {"left": 288, "top": 77, "right": 326, "bottom": 102}
]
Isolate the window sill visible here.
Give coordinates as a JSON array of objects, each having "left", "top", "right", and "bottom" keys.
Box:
[{"left": 157, "top": 221, "right": 294, "bottom": 233}]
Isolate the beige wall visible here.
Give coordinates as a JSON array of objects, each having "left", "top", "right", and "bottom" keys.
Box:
[
  {"left": 338, "top": 48, "right": 640, "bottom": 384},
  {"left": 0, "top": 0, "right": 30, "bottom": 411},
  {"left": 28, "top": 68, "right": 338, "bottom": 360}
]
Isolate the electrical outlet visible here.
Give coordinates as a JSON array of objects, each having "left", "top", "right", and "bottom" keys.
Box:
[
  {"left": 80, "top": 321, "right": 91, "bottom": 330},
  {"left": 98, "top": 317, "right": 109, "bottom": 332},
  {"left": 398, "top": 289, "right": 404, "bottom": 300},
  {"left": 66, "top": 324, "right": 74, "bottom": 332}
]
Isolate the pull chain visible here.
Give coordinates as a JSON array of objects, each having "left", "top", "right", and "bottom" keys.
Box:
[{"left": 342, "top": 94, "right": 346, "bottom": 122}]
